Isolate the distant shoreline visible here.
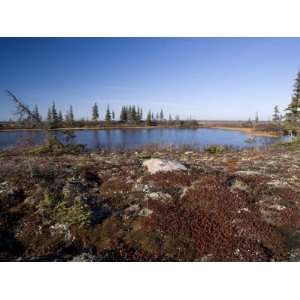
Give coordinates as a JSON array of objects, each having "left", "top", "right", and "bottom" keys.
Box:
[
  {"left": 208, "top": 126, "right": 282, "bottom": 137},
  {"left": 0, "top": 125, "right": 282, "bottom": 137}
]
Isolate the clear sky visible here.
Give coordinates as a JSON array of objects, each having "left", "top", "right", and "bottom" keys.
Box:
[{"left": 0, "top": 37, "right": 300, "bottom": 121}]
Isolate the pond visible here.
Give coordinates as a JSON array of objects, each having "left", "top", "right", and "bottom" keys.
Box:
[{"left": 0, "top": 128, "right": 282, "bottom": 150}]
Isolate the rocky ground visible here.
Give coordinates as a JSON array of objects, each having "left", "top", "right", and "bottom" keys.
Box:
[{"left": 0, "top": 143, "right": 299, "bottom": 261}]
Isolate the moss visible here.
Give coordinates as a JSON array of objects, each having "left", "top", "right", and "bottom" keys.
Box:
[
  {"left": 54, "top": 200, "right": 91, "bottom": 229},
  {"left": 37, "top": 192, "right": 92, "bottom": 229}
]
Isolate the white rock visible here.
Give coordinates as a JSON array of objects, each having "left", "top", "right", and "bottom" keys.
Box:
[
  {"left": 143, "top": 159, "right": 187, "bottom": 174},
  {"left": 138, "top": 208, "right": 153, "bottom": 217}
]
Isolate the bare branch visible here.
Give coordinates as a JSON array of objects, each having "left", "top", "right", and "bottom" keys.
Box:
[{"left": 6, "top": 90, "right": 44, "bottom": 128}]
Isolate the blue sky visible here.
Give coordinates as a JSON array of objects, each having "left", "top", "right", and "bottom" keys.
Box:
[{"left": 0, "top": 37, "right": 299, "bottom": 121}]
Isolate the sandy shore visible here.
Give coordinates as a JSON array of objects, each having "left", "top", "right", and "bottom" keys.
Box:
[{"left": 210, "top": 126, "right": 282, "bottom": 137}]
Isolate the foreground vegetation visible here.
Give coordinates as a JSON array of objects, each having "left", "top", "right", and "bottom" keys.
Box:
[{"left": 0, "top": 140, "right": 299, "bottom": 261}]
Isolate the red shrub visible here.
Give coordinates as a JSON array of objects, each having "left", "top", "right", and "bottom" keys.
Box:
[{"left": 144, "top": 175, "right": 287, "bottom": 261}]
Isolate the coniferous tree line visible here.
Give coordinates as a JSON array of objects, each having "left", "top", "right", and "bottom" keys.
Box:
[
  {"left": 119, "top": 105, "right": 143, "bottom": 122},
  {"left": 271, "top": 71, "right": 300, "bottom": 135},
  {"left": 6, "top": 100, "right": 183, "bottom": 129}
]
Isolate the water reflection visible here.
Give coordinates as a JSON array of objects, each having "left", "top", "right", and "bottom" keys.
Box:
[{"left": 0, "top": 128, "right": 283, "bottom": 150}]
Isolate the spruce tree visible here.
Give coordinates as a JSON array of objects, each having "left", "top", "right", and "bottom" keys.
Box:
[
  {"left": 92, "top": 103, "right": 99, "bottom": 121},
  {"left": 66, "top": 106, "right": 74, "bottom": 126},
  {"left": 272, "top": 105, "right": 281, "bottom": 123},
  {"left": 47, "top": 107, "right": 52, "bottom": 123},
  {"left": 51, "top": 102, "right": 58, "bottom": 127},
  {"left": 160, "top": 109, "right": 164, "bottom": 121},
  {"left": 139, "top": 108, "right": 143, "bottom": 121},
  {"left": 284, "top": 71, "right": 300, "bottom": 131},
  {"left": 69, "top": 106, "right": 74, "bottom": 124},
  {"left": 132, "top": 106, "right": 137, "bottom": 122},
  {"left": 112, "top": 111, "right": 115, "bottom": 121},
  {"left": 127, "top": 106, "right": 133, "bottom": 122},
  {"left": 32, "top": 105, "right": 41, "bottom": 122},
  {"left": 58, "top": 110, "right": 63, "bottom": 126},
  {"left": 136, "top": 107, "right": 141, "bottom": 122},
  {"left": 120, "top": 106, "right": 127, "bottom": 122},
  {"left": 105, "top": 106, "right": 111, "bottom": 122},
  {"left": 146, "top": 110, "right": 152, "bottom": 125}
]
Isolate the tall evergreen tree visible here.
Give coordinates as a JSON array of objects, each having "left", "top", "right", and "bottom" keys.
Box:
[
  {"left": 160, "top": 109, "right": 164, "bottom": 121},
  {"left": 120, "top": 106, "right": 127, "bottom": 122},
  {"left": 58, "top": 110, "right": 63, "bottom": 125},
  {"left": 272, "top": 105, "right": 281, "bottom": 123},
  {"left": 112, "top": 111, "right": 115, "bottom": 121},
  {"left": 132, "top": 106, "right": 137, "bottom": 121},
  {"left": 146, "top": 110, "right": 152, "bottom": 125},
  {"left": 32, "top": 105, "right": 41, "bottom": 122},
  {"left": 136, "top": 107, "right": 141, "bottom": 122},
  {"left": 284, "top": 71, "right": 300, "bottom": 131},
  {"left": 139, "top": 108, "right": 143, "bottom": 121},
  {"left": 105, "top": 106, "right": 111, "bottom": 122},
  {"left": 92, "top": 103, "right": 99, "bottom": 121},
  {"left": 47, "top": 107, "right": 52, "bottom": 123},
  {"left": 51, "top": 102, "right": 59, "bottom": 127},
  {"left": 65, "top": 105, "right": 74, "bottom": 125},
  {"left": 127, "top": 105, "right": 133, "bottom": 122},
  {"left": 69, "top": 106, "right": 74, "bottom": 124}
]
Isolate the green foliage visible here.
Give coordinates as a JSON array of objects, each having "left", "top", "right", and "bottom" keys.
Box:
[
  {"left": 205, "top": 145, "right": 224, "bottom": 154},
  {"left": 146, "top": 110, "right": 152, "bottom": 125},
  {"left": 38, "top": 192, "right": 91, "bottom": 228},
  {"left": 92, "top": 103, "right": 99, "bottom": 121},
  {"left": 272, "top": 105, "right": 281, "bottom": 123},
  {"left": 54, "top": 200, "right": 91, "bottom": 229},
  {"left": 119, "top": 105, "right": 144, "bottom": 123},
  {"left": 28, "top": 140, "right": 85, "bottom": 155},
  {"left": 105, "top": 105, "right": 111, "bottom": 122},
  {"left": 284, "top": 71, "right": 300, "bottom": 133}
]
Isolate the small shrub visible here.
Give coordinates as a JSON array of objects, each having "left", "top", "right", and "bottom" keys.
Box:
[
  {"left": 37, "top": 192, "right": 92, "bottom": 228},
  {"left": 205, "top": 145, "right": 224, "bottom": 154},
  {"left": 54, "top": 200, "right": 91, "bottom": 229}
]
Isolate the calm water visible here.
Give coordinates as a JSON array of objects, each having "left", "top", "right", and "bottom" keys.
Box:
[{"left": 0, "top": 128, "right": 282, "bottom": 150}]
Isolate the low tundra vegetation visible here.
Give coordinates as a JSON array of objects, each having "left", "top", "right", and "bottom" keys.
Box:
[{"left": 0, "top": 144, "right": 299, "bottom": 261}]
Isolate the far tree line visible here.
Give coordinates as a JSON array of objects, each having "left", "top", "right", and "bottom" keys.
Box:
[{"left": 6, "top": 101, "right": 186, "bottom": 129}]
